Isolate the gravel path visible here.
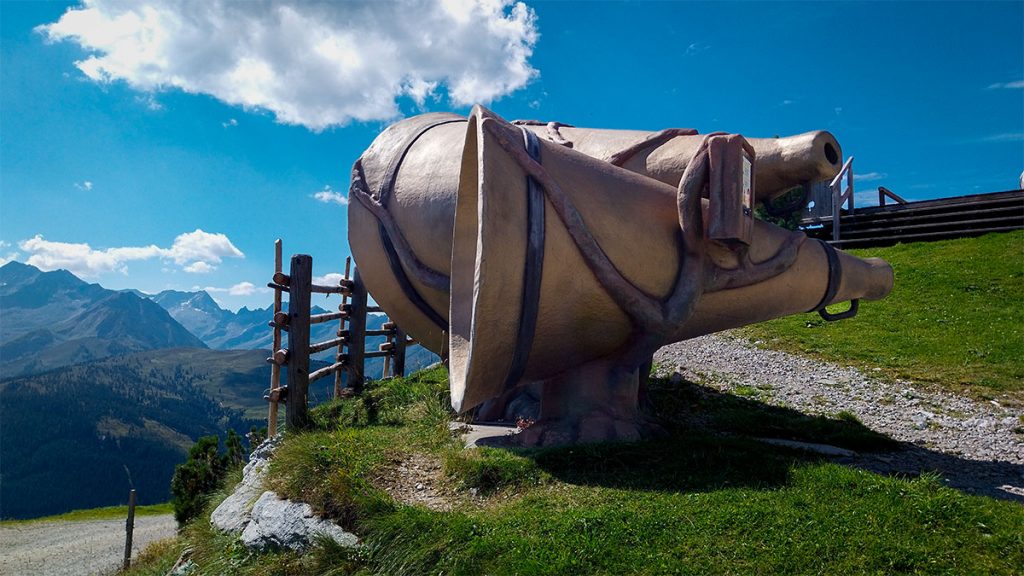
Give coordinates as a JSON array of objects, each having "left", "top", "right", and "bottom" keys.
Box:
[
  {"left": 655, "top": 334, "right": 1024, "bottom": 501},
  {"left": 0, "top": 514, "right": 176, "bottom": 576}
]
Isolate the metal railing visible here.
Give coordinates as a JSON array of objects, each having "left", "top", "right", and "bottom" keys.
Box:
[
  {"left": 829, "top": 156, "right": 855, "bottom": 242},
  {"left": 878, "top": 186, "right": 908, "bottom": 207}
]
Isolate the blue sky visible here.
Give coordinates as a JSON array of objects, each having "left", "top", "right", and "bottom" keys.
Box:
[{"left": 2, "top": 0, "right": 1021, "bottom": 311}]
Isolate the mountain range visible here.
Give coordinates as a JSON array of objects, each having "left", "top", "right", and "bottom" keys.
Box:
[
  {"left": 0, "top": 261, "right": 207, "bottom": 378},
  {"left": 0, "top": 261, "right": 437, "bottom": 518},
  {"left": 0, "top": 261, "right": 436, "bottom": 380},
  {"left": 148, "top": 288, "right": 343, "bottom": 354}
]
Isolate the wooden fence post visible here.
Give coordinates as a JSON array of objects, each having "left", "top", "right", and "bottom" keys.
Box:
[
  {"left": 123, "top": 489, "right": 136, "bottom": 570},
  {"left": 286, "top": 255, "right": 312, "bottom": 430},
  {"left": 334, "top": 256, "right": 351, "bottom": 398},
  {"left": 394, "top": 326, "right": 407, "bottom": 378},
  {"left": 347, "top": 267, "right": 367, "bottom": 394},
  {"left": 268, "top": 239, "right": 283, "bottom": 437}
]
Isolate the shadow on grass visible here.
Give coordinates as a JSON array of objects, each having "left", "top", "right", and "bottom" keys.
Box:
[{"left": 484, "top": 375, "right": 1024, "bottom": 502}]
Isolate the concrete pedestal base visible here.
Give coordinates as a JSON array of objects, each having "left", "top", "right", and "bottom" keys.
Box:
[{"left": 505, "top": 358, "right": 662, "bottom": 447}]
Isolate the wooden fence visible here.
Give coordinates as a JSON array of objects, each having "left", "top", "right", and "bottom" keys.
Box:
[{"left": 264, "top": 240, "right": 417, "bottom": 433}]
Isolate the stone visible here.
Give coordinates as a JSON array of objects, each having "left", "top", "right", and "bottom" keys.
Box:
[
  {"left": 211, "top": 435, "right": 282, "bottom": 534},
  {"left": 462, "top": 423, "right": 521, "bottom": 448},
  {"left": 210, "top": 458, "right": 269, "bottom": 533},
  {"left": 240, "top": 491, "right": 358, "bottom": 551},
  {"left": 755, "top": 438, "right": 857, "bottom": 457},
  {"left": 167, "top": 559, "right": 196, "bottom": 576}
]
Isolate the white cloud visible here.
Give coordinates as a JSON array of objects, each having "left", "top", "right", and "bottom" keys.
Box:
[
  {"left": 228, "top": 281, "right": 257, "bottom": 296},
  {"left": 979, "top": 133, "right": 1024, "bottom": 143},
  {"left": 16, "top": 229, "right": 244, "bottom": 277},
  {"left": 313, "top": 185, "right": 348, "bottom": 206},
  {"left": 313, "top": 272, "right": 345, "bottom": 287},
  {"left": 38, "top": 0, "right": 539, "bottom": 131},
  {"left": 166, "top": 229, "right": 244, "bottom": 266},
  {"left": 780, "top": 99, "right": 794, "bottom": 106},
  {"left": 853, "top": 190, "right": 880, "bottom": 207},
  {"left": 0, "top": 245, "right": 20, "bottom": 266},
  {"left": 135, "top": 93, "right": 162, "bottom": 110},
  {"left": 199, "top": 281, "right": 267, "bottom": 296},
  {"left": 685, "top": 42, "right": 710, "bottom": 56},
  {"left": 74, "top": 180, "right": 93, "bottom": 191},
  {"left": 854, "top": 172, "right": 886, "bottom": 182},
  {"left": 986, "top": 80, "right": 1024, "bottom": 90},
  {"left": 222, "top": 118, "right": 238, "bottom": 128},
  {"left": 183, "top": 261, "right": 215, "bottom": 274}
]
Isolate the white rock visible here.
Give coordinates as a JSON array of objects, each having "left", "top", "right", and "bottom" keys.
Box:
[
  {"left": 211, "top": 458, "right": 270, "bottom": 533},
  {"left": 240, "top": 491, "right": 358, "bottom": 551}
]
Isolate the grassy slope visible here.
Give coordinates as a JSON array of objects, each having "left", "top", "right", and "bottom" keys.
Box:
[
  {"left": 0, "top": 503, "right": 172, "bottom": 526},
  {"left": 739, "top": 231, "right": 1024, "bottom": 398},
  {"left": 126, "top": 368, "right": 1024, "bottom": 576}
]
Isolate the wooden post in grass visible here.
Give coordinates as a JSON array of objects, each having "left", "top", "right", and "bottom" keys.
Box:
[
  {"left": 123, "top": 489, "right": 136, "bottom": 570},
  {"left": 334, "top": 256, "right": 351, "bottom": 398},
  {"left": 286, "top": 255, "right": 312, "bottom": 429},
  {"left": 394, "top": 326, "right": 408, "bottom": 378},
  {"left": 347, "top": 267, "right": 367, "bottom": 394},
  {"left": 268, "top": 239, "right": 283, "bottom": 437}
]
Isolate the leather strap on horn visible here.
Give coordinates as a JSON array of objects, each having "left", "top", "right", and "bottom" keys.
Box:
[
  {"left": 503, "top": 128, "right": 546, "bottom": 390},
  {"left": 811, "top": 239, "right": 859, "bottom": 321},
  {"left": 606, "top": 127, "right": 699, "bottom": 167},
  {"left": 349, "top": 116, "right": 465, "bottom": 333},
  {"left": 377, "top": 219, "right": 450, "bottom": 331},
  {"left": 511, "top": 119, "right": 575, "bottom": 148}
]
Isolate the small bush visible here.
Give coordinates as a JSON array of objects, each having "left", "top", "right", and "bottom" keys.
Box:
[{"left": 170, "top": 434, "right": 242, "bottom": 526}]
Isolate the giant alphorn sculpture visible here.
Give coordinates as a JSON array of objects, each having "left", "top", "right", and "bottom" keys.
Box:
[{"left": 349, "top": 106, "right": 893, "bottom": 445}]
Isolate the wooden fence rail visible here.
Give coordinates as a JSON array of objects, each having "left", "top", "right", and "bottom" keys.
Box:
[{"left": 264, "top": 240, "right": 415, "bottom": 431}]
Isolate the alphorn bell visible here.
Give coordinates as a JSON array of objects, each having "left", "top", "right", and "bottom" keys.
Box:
[
  {"left": 348, "top": 107, "right": 892, "bottom": 445},
  {"left": 349, "top": 112, "right": 844, "bottom": 357},
  {"left": 445, "top": 107, "right": 891, "bottom": 445}
]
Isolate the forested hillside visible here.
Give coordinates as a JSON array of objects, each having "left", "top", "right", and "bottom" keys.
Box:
[{"left": 0, "top": 350, "right": 258, "bottom": 519}]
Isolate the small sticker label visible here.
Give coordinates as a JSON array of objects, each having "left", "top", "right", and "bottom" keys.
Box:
[{"left": 742, "top": 153, "right": 752, "bottom": 210}]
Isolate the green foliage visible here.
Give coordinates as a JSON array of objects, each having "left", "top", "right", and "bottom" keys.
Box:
[
  {"left": 171, "top": 436, "right": 224, "bottom": 525},
  {"left": 443, "top": 448, "right": 547, "bottom": 495},
  {"left": 0, "top": 502, "right": 173, "bottom": 526},
  {"left": 739, "top": 231, "right": 1024, "bottom": 398},
  {"left": 170, "top": 435, "right": 237, "bottom": 526},
  {"left": 248, "top": 425, "right": 268, "bottom": 448},
  {"left": 118, "top": 537, "right": 185, "bottom": 576},
  {"left": 754, "top": 186, "right": 806, "bottom": 231},
  {"left": 0, "top": 350, "right": 258, "bottom": 520},
  {"left": 226, "top": 429, "right": 246, "bottom": 468}
]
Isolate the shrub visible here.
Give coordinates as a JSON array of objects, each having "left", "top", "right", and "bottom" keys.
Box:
[{"left": 170, "top": 435, "right": 229, "bottom": 526}]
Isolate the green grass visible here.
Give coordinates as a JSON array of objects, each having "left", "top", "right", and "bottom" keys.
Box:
[
  {"left": 126, "top": 367, "right": 1024, "bottom": 575},
  {"left": 738, "top": 231, "right": 1024, "bottom": 399},
  {"left": 0, "top": 502, "right": 173, "bottom": 525}
]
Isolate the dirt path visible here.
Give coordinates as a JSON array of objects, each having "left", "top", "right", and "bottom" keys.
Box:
[
  {"left": 655, "top": 334, "right": 1024, "bottom": 501},
  {"left": 0, "top": 514, "right": 176, "bottom": 576}
]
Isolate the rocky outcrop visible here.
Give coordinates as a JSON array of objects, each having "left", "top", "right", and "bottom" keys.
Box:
[
  {"left": 211, "top": 437, "right": 358, "bottom": 551},
  {"left": 210, "top": 437, "right": 279, "bottom": 533},
  {"left": 240, "top": 491, "right": 359, "bottom": 551}
]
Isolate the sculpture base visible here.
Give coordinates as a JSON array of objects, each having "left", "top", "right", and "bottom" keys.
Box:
[{"left": 499, "top": 358, "right": 662, "bottom": 447}]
